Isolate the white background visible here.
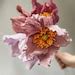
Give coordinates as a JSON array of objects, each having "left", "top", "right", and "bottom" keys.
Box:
[{"left": 0, "top": 0, "right": 75, "bottom": 75}]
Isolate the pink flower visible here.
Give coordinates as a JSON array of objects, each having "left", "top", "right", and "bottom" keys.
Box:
[
  {"left": 11, "top": 0, "right": 59, "bottom": 34},
  {"left": 3, "top": 25, "right": 72, "bottom": 69},
  {"left": 31, "top": 0, "right": 59, "bottom": 24},
  {"left": 3, "top": 0, "right": 72, "bottom": 70}
]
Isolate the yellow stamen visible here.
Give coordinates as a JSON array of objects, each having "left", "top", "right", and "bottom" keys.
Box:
[
  {"left": 40, "top": 12, "right": 51, "bottom": 17},
  {"left": 42, "top": 34, "right": 48, "bottom": 41},
  {"left": 32, "top": 27, "right": 57, "bottom": 49}
]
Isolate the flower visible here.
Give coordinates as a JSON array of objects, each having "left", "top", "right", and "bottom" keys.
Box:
[
  {"left": 11, "top": 0, "right": 59, "bottom": 34},
  {"left": 31, "top": 0, "right": 59, "bottom": 24},
  {"left": 3, "top": 0, "right": 72, "bottom": 70},
  {"left": 3, "top": 24, "right": 72, "bottom": 69}
]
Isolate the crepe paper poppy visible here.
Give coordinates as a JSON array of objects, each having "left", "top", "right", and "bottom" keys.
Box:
[
  {"left": 3, "top": 0, "right": 72, "bottom": 70},
  {"left": 11, "top": 0, "right": 59, "bottom": 35},
  {"left": 3, "top": 25, "right": 72, "bottom": 69}
]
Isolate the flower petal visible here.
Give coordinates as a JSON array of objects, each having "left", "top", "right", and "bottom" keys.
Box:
[
  {"left": 41, "top": 0, "right": 59, "bottom": 24},
  {"left": 38, "top": 45, "right": 59, "bottom": 67},
  {"left": 48, "top": 25, "right": 72, "bottom": 47},
  {"left": 39, "top": 16, "right": 54, "bottom": 27},
  {"left": 11, "top": 16, "right": 26, "bottom": 33},
  {"left": 31, "top": 0, "right": 59, "bottom": 24},
  {"left": 11, "top": 17, "right": 41, "bottom": 36},
  {"left": 3, "top": 33, "right": 28, "bottom": 56},
  {"left": 49, "top": 25, "right": 67, "bottom": 36},
  {"left": 18, "top": 51, "right": 27, "bottom": 62},
  {"left": 31, "top": 0, "right": 43, "bottom": 14},
  {"left": 16, "top": 5, "right": 30, "bottom": 17},
  {"left": 55, "top": 34, "right": 72, "bottom": 47},
  {"left": 25, "top": 56, "right": 39, "bottom": 70}
]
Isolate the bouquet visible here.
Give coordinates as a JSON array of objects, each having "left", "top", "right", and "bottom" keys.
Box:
[{"left": 3, "top": 0, "right": 72, "bottom": 69}]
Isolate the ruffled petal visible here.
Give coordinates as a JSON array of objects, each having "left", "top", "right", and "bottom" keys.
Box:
[
  {"left": 48, "top": 25, "right": 72, "bottom": 47},
  {"left": 31, "top": 14, "right": 58, "bottom": 27},
  {"left": 11, "top": 16, "right": 26, "bottom": 33},
  {"left": 3, "top": 33, "right": 28, "bottom": 56},
  {"left": 31, "top": 14, "right": 54, "bottom": 27},
  {"left": 49, "top": 25, "right": 67, "bottom": 36},
  {"left": 25, "top": 56, "right": 39, "bottom": 69},
  {"left": 41, "top": 0, "right": 59, "bottom": 24},
  {"left": 24, "top": 17, "right": 42, "bottom": 36},
  {"left": 26, "top": 37, "right": 37, "bottom": 55},
  {"left": 18, "top": 50, "right": 39, "bottom": 70},
  {"left": 11, "top": 17, "right": 41, "bottom": 36},
  {"left": 16, "top": 5, "right": 30, "bottom": 17},
  {"left": 31, "top": 0, "right": 43, "bottom": 14},
  {"left": 54, "top": 34, "right": 72, "bottom": 47},
  {"left": 38, "top": 45, "right": 59, "bottom": 67},
  {"left": 40, "top": 16, "right": 54, "bottom": 27}
]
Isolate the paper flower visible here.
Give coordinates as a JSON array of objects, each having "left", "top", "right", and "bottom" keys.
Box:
[
  {"left": 3, "top": 0, "right": 72, "bottom": 69},
  {"left": 11, "top": 0, "right": 59, "bottom": 35},
  {"left": 31, "top": 0, "right": 59, "bottom": 24}
]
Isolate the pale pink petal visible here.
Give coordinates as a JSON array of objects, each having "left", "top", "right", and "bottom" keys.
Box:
[
  {"left": 54, "top": 34, "right": 72, "bottom": 47},
  {"left": 26, "top": 39, "right": 59, "bottom": 68},
  {"left": 18, "top": 51, "right": 27, "bottom": 62},
  {"left": 38, "top": 45, "right": 59, "bottom": 67},
  {"left": 49, "top": 25, "right": 68, "bottom": 36},
  {"left": 48, "top": 25, "right": 72, "bottom": 47},
  {"left": 25, "top": 56, "right": 39, "bottom": 69},
  {"left": 3, "top": 33, "right": 28, "bottom": 56},
  {"left": 31, "top": 14, "right": 54, "bottom": 27}
]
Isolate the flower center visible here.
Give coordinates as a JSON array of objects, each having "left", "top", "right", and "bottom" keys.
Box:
[
  {"left": 42, "top": 34, "right": 48, "bottom": 41},
  {"left": 32, "top": 27, "right": 57, "bottom": 48},
  {"left": 40, "top": 12, "right": 52, "bottom": 17}
]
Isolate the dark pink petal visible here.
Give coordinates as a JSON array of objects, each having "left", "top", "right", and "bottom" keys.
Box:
[
  {"left": 31, "top": 0, "right": 43, "bottom": 14},
  {"left": 40, "top": 16, "right": 54, "bottom": 27},
  {"left": 41, "top": 3, "right": 51, "bottom": 13},
  {"left": 46, "top": 0, "right": 57, "bottom": 13},
  {"left": 41, "top": 0, "right": 59, "bottom": 24},
  {"left": 11, "top": 17, "right": 41, "bottom": 36},
  {"left": 52, "top": 13, "right": 59, "bottom": 25},
  {"left": 16, "top": 5, "right": 30, "bottom": 17},
  {"left": 11, "top": 16, "right": 26, "bottom": 33},
  {"left": 22, "top": 17, "right": 41, "bottom": 36}
]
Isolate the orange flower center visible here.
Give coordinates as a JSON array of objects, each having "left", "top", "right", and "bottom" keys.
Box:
[
  {"left": 40, "top": 12, "right": 53, "bottom": 17},
  {"left": 32, "top": 27, "right": 57, "bottom": 48}
]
